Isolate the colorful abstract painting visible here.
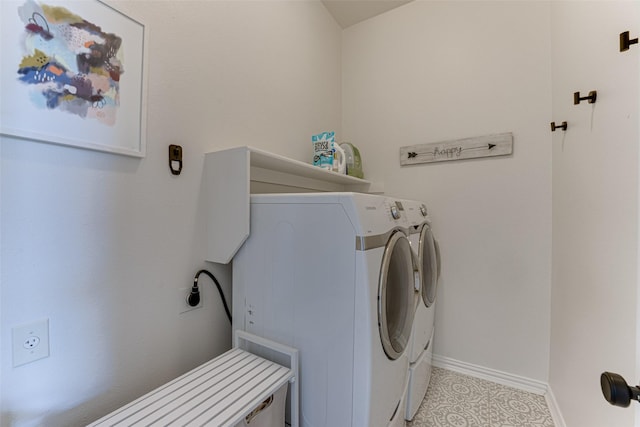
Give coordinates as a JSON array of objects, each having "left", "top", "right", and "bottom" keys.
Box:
[
  {"left": 1, "top": 0, "right": 146, "bottom": 157},
  {"left": 15, "top": 0, "right": 123, "bottom": 125}
]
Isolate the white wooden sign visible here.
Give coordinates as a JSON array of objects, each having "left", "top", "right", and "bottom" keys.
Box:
[{"left": 400, "top": 133, "right": 513, "bottom": 166}]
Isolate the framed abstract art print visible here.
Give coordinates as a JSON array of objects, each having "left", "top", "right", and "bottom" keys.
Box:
[{"left": 1, "top": 0, "right": 147, "bottom": 157}]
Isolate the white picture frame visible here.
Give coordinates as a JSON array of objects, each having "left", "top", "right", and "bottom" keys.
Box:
[{"left": 0, "top": 0, "right": 148, "bottom": 157}]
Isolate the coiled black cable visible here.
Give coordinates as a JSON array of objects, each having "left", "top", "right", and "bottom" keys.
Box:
[{"left": 187, "top": 269, "right": 232, "bottom": 323}]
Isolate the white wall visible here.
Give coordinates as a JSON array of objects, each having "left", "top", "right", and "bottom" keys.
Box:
[
  {"left": 5, "top": 1, "right": 639, "bottom": 426},
  {"left": 342, "top": 1, "right": 553, "bottom": 382},
  {"left": 549, "top": 2, "right": 639, "bottom": 427},
  {"left": 0, "top": 1, "right": 342, "bottom": 426}
]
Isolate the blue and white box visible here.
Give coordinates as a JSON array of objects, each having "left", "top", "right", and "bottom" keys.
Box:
[{"left": 312, "top": 131, "right": 335, "bottom": 170}]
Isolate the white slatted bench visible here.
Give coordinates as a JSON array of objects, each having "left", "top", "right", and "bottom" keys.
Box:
[{"left": 88, "top": 331, "right": 299, "bottom": 427}]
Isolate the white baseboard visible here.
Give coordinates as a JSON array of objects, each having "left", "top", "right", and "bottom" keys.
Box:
[
  {"left": 544, "top": 385, "right": 568, "bottom": 427},
  {"left": 432, "top": 354, "right": 566, "bottom": 427},
  {"left": 432, "top": 354, "right": 548, "bottom": 395}
]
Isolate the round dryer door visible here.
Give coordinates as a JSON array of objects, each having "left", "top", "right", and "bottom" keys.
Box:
[
  {"left": 378, "top": 231, "right": 415, "bottom": 360},
  {"left": 419, "top": 225, "right": 439, "bottom": 307}
]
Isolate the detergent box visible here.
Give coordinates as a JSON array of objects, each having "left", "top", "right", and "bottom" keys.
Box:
[{"left": 312, "top": 131, "right": 335, "bottom": 170}]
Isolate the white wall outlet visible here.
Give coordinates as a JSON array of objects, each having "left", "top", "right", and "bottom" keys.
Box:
[
  {"left": 12, "top": 319, "right": 49, "bottom": 367},
  {"left": 178, "top": 287, "right": 202, "bottom": 314}
]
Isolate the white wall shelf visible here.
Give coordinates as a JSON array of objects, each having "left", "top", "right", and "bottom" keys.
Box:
[{"left": 204, "top": 146, "right": 375, "bottom": 263}]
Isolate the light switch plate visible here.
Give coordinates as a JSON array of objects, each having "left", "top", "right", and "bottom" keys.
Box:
[{"left": 12, "top": 319, "right": 49, "bottom": 367}]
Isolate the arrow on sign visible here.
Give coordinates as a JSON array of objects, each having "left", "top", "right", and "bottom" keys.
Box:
[
  {"left": 463, "top": 143, "right": 499, "bottom": 153},
  {"left": 407, "top": 152, "right": 418, "bottom": 158}
]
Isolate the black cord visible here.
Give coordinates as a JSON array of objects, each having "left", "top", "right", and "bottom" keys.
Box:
[{"left": 188, "top": 269, "right": 232, "bottom": 323}]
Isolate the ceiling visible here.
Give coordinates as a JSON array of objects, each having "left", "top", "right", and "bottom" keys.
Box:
[{"left": 321, "top": 0, "right": 414, "bottom": 29}]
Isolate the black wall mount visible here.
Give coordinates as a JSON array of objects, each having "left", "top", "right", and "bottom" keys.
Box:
[
  {"left": 620, "top": 31, "right": 638, "bottom": 52},
  {"left": 574, "top": 91, "right": 597, "bottom": 105},
  {"left": 169, "top": 144, "right": 183, "bottom": 175},
  {"left": 550, "top": 121, "right": 568, "bottom": 132}
]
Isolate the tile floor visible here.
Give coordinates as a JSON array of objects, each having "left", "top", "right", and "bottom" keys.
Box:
[{"left": 408, "top": 367, "right": 555, "bottom": 427}]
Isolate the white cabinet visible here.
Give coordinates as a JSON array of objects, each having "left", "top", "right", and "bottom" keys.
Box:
[{"left": 204, "top": 146, "right": 374, "bottom": 263}]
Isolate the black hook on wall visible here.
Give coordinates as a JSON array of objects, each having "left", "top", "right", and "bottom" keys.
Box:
[
  {"left": 550, "top": 121, "right": 568, "bottom": 132},
  {"left": 574, "top": 91, "right": 597, "bottom": 105},
  {"left": 620, "top": 31, "right": 638, "bottom": 52}
]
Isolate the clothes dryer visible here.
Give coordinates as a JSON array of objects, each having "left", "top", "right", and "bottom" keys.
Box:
[
  {"left": 403, "top": 200, "right": 441, "bottom": 421},
  {"left": 232, "top": 193, "right": 416, "bottom": 427}
]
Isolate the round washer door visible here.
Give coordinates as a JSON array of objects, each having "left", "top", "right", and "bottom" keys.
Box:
[
  {"left": 419, "top": 224, "right": 439, "bottom": 307},
  {"left": 378, "top": 231, "right": 415, "bottom": 360}
]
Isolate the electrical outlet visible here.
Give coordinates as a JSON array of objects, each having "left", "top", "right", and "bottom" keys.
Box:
[
  {"left": 12, "top": 319, "right": 49, "bottom": 367},
  {"left": 178, "top": 287, "right": 202, "bottom": 314}
]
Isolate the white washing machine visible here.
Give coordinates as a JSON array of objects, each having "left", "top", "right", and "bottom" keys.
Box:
[
  {"left": 232, "top": 192, "right": 416, "bottom": 427},
  {"left": 402, "top": 200, "right": 441, "bottom": 421}
]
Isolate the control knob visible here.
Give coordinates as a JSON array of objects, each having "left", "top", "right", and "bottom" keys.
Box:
[{"left": 390, "top": 205, "right": 401, "bottom": 220}]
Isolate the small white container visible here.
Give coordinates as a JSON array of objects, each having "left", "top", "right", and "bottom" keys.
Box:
[{"left": 333, "top": 142, "right": 346, "bottom": 174}]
